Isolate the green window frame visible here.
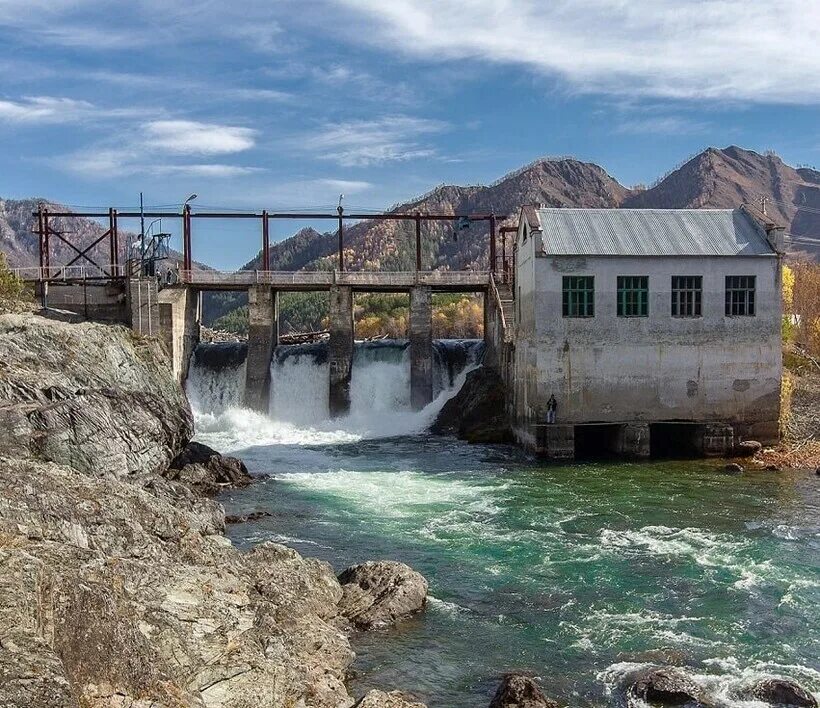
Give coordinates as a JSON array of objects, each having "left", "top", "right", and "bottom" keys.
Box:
[
  {"left": 562, "top": 276, "right": 594, "bottom": 317},
  {"left": 671, "top": 275, "right": 702, "bottom": 317},
  {"left": 725, "top": 275, "right": 755, "bottom": 316},
  {"left": 617, "top": 276, "right": 649, "bottom": 317}
]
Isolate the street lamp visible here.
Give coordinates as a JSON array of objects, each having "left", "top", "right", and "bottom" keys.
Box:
[{"left": 180, "top": 194, "right": 197, "bottom": 273}]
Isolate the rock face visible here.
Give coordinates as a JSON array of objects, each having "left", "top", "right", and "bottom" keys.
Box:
[
  {"left": 751, "top": 678, "right": 818, "bottom": 707},
  {"left": 355, "top": 690, "right": 427, "bottom": 707},
  {"left": 338, "top": 561, "right": 428, "bottom": 629},
  {"left": 165, "top": 440, "right": 253, "bottom": 494},
  {"left": 0, "top": 314, "right": 360, "bottom": 707},
  {"left": 489, "top": 674, "right": 558, "bottom": 708},
  {"left": 432, "top": 367, "right": 511, "bottom": 444},
  {"left": 0, "top": 314, "right": 192, "bottom": 477}
]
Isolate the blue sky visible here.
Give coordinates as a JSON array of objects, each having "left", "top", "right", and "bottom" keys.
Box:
[{"left": 1, "top": 0, "right": 818, "bottom": 268}]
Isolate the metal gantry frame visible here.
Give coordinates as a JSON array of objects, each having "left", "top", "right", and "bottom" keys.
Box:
[
  {"left": 32, "top": 205, "right": 508, "bottom": 281},
  {"left": 34, "top": 204, "right": 121, "bottom": 281}
]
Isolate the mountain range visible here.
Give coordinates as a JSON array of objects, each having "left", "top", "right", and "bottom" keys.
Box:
[{"left": 2, "top": 146, "right": 818, "bottom": 280}]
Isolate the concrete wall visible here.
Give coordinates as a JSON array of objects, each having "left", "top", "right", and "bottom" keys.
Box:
[
  {"left": 157, "top": 287, "right": 200, "bottom": 383},
  {"left": 128, "top": 278, "right": 160, "bottom": 337},
  {"left": 36, "top": 282, "right": 128, "bottom": 324},
  {"left": 513, "top": 250, "right": 782, "bottom": 446}
]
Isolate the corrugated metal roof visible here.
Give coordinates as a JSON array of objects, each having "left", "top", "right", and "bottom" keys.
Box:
[{"left": 536, "top": 208, "right": 775, "bottom": 256}]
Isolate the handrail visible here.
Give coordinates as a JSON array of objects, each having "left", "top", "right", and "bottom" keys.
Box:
[
  {"left": 489, "top": 272, "right": 508, "bottom": 334},
  {"left": 177, "top": 269, "right": 492, "bottom": 286},
  {"left": 13, "top": 265, "right": 128, "bottom": 281}
]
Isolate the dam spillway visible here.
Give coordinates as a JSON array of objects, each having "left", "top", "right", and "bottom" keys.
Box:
[{"left": 186, "top": 339, "right": 484, "bottom": 429}]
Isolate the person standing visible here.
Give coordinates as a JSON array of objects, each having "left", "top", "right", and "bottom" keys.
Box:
[{"left": 546, "top": 394, "right": 557, "bottom": 424}]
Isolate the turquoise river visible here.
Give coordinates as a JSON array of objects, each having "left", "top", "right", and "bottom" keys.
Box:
[{"left": 188, "top": 340, "right": 819, "bottom": 707}]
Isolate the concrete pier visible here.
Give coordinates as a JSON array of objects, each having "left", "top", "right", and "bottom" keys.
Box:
[
  {"left": 329, "top": 285, "right": 354, "bottom": 417},
  {"left": 158, "top": 286, "right": 200, "bottom": 383},
  {"left": 410, "top": 285, "right": 433, "bottom": 410},
  {"left": 244, "top": 286, "right": 278, "bottom": 412},
  {"left": 615, "top": 423, "right": 651, "bottom": 458}
]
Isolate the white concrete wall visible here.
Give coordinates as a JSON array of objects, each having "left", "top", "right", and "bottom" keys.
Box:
[{"left": 514, "top": 249, "right": 782, "bottom": 442}]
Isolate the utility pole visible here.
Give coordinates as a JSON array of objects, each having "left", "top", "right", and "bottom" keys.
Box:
[
  {"left": 139, "top": 191, "right": 145, "bottom": 277},
  {"left": 337, "top": 194, "right": 345, "bottom": 272}
]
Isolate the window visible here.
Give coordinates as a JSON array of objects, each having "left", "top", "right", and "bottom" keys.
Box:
[
  {"left": 562, "top": 276, "right": 594, "bottom": 317},
  {"left": 617, "top": 276, "right": 649, "bottom": 317},
  {"left": 725, "top": 276, "right": 755, "bottom": 316},
  {"left": 671, "top": 276, "right": 702, "bottom": 317}
]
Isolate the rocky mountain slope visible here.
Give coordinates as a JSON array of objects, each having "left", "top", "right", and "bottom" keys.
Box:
[
  {"left": 624, "top": 146, "right": 820, "bottom": 257},
  {"left": 2, "top": 147, "right": 817, "bottom": 281}
]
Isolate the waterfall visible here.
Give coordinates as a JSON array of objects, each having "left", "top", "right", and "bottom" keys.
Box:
[{"left": 186, "top": 339, "right": 483, "bottom": 438}]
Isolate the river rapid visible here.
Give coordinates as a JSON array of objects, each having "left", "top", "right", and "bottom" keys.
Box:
[{"left": 188, "top": 340, "right": 820, "bottom": 707}]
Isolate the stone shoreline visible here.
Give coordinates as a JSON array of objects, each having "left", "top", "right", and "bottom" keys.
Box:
[{"left": 0, "top": 314, "right": 425, "bottom": 707}]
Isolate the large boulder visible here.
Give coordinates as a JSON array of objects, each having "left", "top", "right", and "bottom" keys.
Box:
[
  {"left": 751, "top": 678, "right": 818, "bottom": 707},
  {"left": 627, "top": 667, "right": 708, "bottom": 707},
  {"left": 0, "top": 314, "right": 192, "bottom": 477},
  {"left": 355, "top": 689, "right": 427, "bottom": 707},
  {"left": 489, "top": 674, "right": 558, "bottom": 707},
  {"left": 337, "top": 561, "right": 428, "bottom": 629},
  {"left": 432, "top": 366, "right": 511, "bottom": 443},
  {"left": 734, "top": 440, "right": 762, "bottom": 457},
  {"left": 165, "top": 440, "right": 253, "bottom": 494}
]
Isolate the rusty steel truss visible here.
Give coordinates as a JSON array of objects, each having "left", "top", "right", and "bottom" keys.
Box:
[{"left": 31, "top": 205, "right": 515, "bottom": 282}]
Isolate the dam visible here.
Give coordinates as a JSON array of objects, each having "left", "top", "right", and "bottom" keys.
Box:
[
  {"left": 187, "top": 338, "right": 485, "bottom": 433},
  {"left": 23, "top": 202, "right": 785, "bottom": 460}
]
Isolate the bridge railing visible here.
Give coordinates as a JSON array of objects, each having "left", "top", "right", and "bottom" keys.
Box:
[
  {"left": 13, "top": 265, "right": 129, "bottom": 282},
  {"left": 178, "top": 270, "right": 492, "bottom": 287}
]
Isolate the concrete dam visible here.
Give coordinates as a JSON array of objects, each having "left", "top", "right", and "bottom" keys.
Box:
[{"left": 187, "top": 339, "right": 485, "bottom": 432}]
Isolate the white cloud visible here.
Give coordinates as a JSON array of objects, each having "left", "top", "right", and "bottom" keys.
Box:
[
  {"left": 142, "top": 120, "right": 257, "bottom": 155},
  {"left": 65, "top": 148, "right": 262, "bottom": 178},
  {"left": 615, "top": 115, "right": 710, "bottom": 135},
  {"left": 335, "top": 0, "right": 820, "bottom": 104},
  {"left": 298, "top": 115, "right": 447, "bottom": 166},
  {"left": 315, "top": 178, "right": 373, "bottom": 194},
  {"left": 0, "top": 96, "right": 94, "bottom": 123}
]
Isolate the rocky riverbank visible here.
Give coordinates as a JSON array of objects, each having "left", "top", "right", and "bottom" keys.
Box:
[{"left": 0, "top": 314, "right": 425, "bottom": 708}]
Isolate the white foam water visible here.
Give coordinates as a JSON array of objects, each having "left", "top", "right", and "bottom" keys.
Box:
[{"left": 186, "top": 339, "right": 483, "bottom": 446}]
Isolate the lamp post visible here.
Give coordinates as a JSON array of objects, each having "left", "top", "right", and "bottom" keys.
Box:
[{"left": 182, "top": 194, "right": 197, "bottom": 272}]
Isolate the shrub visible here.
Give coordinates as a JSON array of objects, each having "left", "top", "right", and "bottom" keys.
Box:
[{"left": 0, "top": 253, "right": 32, "bottom": 312}]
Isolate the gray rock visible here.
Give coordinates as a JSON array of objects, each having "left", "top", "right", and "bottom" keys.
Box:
[
  {"left": 0, "top": 314, "right": 192, "bottom": 477},
  {"left": 489, "top": 674, "right": 557, "bottom": 708},
  {"left": 166, "top": 440, "right": 253, "bottom": 495},
  {"left": 735, "top": 440, "right": 762, "bottom": 457},
  {"left": 751, "top": 678, "right": 818, "bottom": 707},
  {"left": 355, "top": 689, "right": 427, "bottom": 707},
  {"left": 627, "top": 667, "right": 708, "bottom": 707},
  {"left": 724, "top": 463, "right": 744, "bottom": 475},
  {"left": 0, "top": 315, "right": 359, "bottom": 707},
  {"left": 36, "top": 307, "right": 85, "bottom": 324},
  {"left": 432, "top": 367, "right": 511, "bottom": 443},
  {"left": 338, "top": 561, "right": 428, "bottom": 629}
]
